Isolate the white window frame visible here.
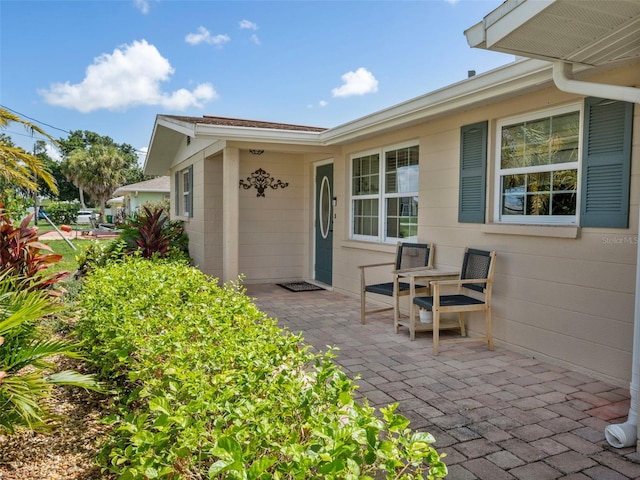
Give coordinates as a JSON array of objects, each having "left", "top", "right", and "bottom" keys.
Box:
[
  {"left": 494, "top": 103, "right": 582, "bottom": 225},
  {"left": 182, "top": 169, "right": 191, "bottom": 217},
  {"left": 350, "top": 141, "right": 419, "bottom": 243}
]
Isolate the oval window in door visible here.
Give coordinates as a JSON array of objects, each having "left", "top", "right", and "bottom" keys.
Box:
[{"left": 320, "top": 176, "right": 331, "bottom": 239}]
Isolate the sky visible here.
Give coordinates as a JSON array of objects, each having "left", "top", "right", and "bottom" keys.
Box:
[{"left": 1, "top": 0, "right": 512, "bottom": 166}]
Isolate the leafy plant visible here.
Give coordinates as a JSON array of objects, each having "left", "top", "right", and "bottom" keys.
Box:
[
  {"left": 0, "top": 188, "right": 31, "bottom": 222},
  {"left": 77, "top": 258, "right": 447, "bottom": 479},
  {"left": 135, "top": 206, "right": 170, "bottom": 258},
  {"left": 0, "top": 272, "right": 101, "bottom": 433},
  {"left": 116, "top": 205, "right": 189, "bottom": 261},
  {"left": 41, "top": 201, "right": 82, "bottom": 225},
  {"left": 0, "top": 208, "right": 69, "bottom": 291}
]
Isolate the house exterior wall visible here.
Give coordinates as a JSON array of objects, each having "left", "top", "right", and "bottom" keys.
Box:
[
  {"left": 329, "top": 67, "right": 639, "bottom": 386},
  {"left": 126, "top": 191, "right": 168, "bottom": 214},
  {"left": 201, "top": 154, "right": 224, "bottom": 280},
  {"left": 238, "top": 151, "right": 307, "bottom": 283},
  {"left": 170, "top": 147, "right": 206, "bottom": 276}
]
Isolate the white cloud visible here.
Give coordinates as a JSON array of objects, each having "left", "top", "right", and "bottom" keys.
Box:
[
  {"left": 250, "top": 34, "right": 261, "bottom": 46},
  {"left": 137, "top": 146, "right": 148, "bottom": 165},
  {"left": 239, "top": 19, "right": 258, "bottom": 30},
  {"left": 134, "top": 0, "right": 150, "bottom": 14},
  {"left": 46, "top": 142, "right": 61, "bottom": 161},
  {"left": 38, "top": 40, "right": 218, "bottom": 112},
  {"left": 307, "top": 100, "right": 328, "bottom": 109},
  {"left": 185, "top": 27, "right": 230, "bottom": 46},
  {"left": 331, "top": 67, "right": 378, "bottom": 97}
]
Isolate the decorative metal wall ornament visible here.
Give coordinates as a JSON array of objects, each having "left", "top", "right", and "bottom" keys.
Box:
[{"left": 239, "top": 168, "right": 289, "bottom": 197}]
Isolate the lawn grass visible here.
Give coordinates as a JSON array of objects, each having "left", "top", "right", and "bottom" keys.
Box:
[{"left": 44, "top": 238, "right": 106, "bottom": 274}]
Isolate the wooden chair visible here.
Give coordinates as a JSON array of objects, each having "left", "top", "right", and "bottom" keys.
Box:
[
  {"left": 359, "top": 242, "right": 434, "bottom": 325},
  {"left": 411, "top": 248, "right": 497, "bottom": 355}
]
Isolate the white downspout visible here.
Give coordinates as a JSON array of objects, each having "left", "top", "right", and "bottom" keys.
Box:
[{"left": 553, "top": 61, "right": 640, "bottom": 449}]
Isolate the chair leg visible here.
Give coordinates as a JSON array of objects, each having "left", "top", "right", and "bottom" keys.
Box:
[
  {"left": 396, "top": 296, "right": 404, "bottom": 334},
  {"left": 361, "top": 289, "right": 366, "bottom": 325},
  {"left": 394, "top": 292, "right": 400, "bottom": 332},
  {"left": 433, "top": 309, "right": 440, "bottom": 355},
  {"left": 458, "top": 312, "right": 466, "bottom": 336},
  {"left": 485, "top": 307, "right": 494, "bottom": 351},
  {"left": 409, "top": 301, "right": 416, "bottom": 340}
]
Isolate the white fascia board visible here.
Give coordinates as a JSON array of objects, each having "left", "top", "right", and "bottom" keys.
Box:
[
  {"left": 194, "top": 124, "right": 324, "bottom": 146},
  {"left": 321, "top": 58, "right": 552, "bottom": 145},
  {"left": 464, "top": 21, "right": 486, "bottom": 48},
  {"left": 156, "top": 116, "right": 197, "bottom": 136},
  {"left": 485, "top": 0, "right": 555, "bottom": 49}
]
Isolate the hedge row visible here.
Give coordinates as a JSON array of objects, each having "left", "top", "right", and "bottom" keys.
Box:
[{"left": 76, "top": 257, "right": 446, "bottom": 479}]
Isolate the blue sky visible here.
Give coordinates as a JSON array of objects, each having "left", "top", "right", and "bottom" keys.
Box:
[{"left": 1, "top": 0, "right": 511, "bottom": 164}]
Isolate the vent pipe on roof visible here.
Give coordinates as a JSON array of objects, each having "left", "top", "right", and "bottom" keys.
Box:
[
  {"left": 468, "top": 70, "right": 476, "bottom": 78},
  {"left": 553, "top": 60, "right": 640, "bottom": 449}
]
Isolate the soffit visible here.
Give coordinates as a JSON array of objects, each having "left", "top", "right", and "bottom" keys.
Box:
[{"left": 469, "top": 0, "right": 640, "bottom": 66}]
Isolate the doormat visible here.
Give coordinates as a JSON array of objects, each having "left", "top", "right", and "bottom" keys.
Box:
[{"left": 277, "top": 282, "right": 324, "bottom": 292}]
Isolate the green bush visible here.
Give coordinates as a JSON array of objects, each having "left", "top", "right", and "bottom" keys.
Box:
[
  {"left": 76, "top": 258, "right": 447, "bottom": 479},
  {"left": 42, "top": 201, "right": 81, "bottom": 225}
]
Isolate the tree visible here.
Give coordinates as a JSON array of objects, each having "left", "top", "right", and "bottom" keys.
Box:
[
  {"left": 0, "top": 109, "right": 57, "bottom": 195},
  {"left": 65, "top": 144, "right": 128, "bottom": 219},
  {"left": 33, "top": 141, "right": 77, "bottom": 201},
  {"left": 59, "top": 130, "right": 143, "bottom": 211}
]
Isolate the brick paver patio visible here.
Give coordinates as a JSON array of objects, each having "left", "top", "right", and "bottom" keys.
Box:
[{"left": 246, "top": 283, "right": 640, "bottom": 480}]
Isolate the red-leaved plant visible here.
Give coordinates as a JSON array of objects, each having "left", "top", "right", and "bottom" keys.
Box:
[
  {"left": 135, "top": 206, "right": 170, "bottom": 258},
  {"left": 0, "top": 208, "right": 69, "bottom": 292}
]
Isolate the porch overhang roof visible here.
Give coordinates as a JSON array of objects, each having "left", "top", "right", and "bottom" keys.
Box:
[{"left": 463, "top": 0, "right": 640, "bottom": 67}]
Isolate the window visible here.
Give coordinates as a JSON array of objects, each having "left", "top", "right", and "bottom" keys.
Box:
[
  {"left": 174, "top": 165, "right": 193, "bottom": 218},
  {"left": 459, "top": 97, "right": 633, "bottom": 229},
  {"left": 351, "top": 143, "right": 419, "bottom": 242},
  {"left": 496, "top": 105, "right": 580, "bottom": 224}
]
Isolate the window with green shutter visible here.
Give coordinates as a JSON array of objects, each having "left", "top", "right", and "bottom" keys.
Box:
[
  {"left": 462, "top": 98, "right": 632, "bottom": 228},
  {"left": 580, "top": 97, "right": 633, "bottom": 228},
  {"left": 459, "top": 121, "right": 487, "bottom": 223}
]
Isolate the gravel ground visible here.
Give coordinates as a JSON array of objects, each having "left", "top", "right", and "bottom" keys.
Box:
[{"left": 0, "top": 356, "right": 114, "bottom": 480}]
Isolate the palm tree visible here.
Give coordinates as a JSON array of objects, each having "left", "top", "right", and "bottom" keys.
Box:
[
  {"left": 0, "top": 109, "right": 58, "bottom": 195},
  {"left": 63, "top": 144, "right": 127, "bottom": 220},
  {"left": 61, "top": 148, "right": 90, "bottom": 209}
]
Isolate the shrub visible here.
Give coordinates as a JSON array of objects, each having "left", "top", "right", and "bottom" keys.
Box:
[
  {"left": 0, "top": 209, "right": 69, "bottom": 291},
  {"left": 77, "top": 258, "right": 447, "bottom": 479},
  {"left": 74, "top": 239, "right": 129, "bottom": 277},
  {"left": 41, "top": 201, "right": 81, "bottom": 225},
  {"left": 0, "top": 191, "right": 31, "bottom": 222}
]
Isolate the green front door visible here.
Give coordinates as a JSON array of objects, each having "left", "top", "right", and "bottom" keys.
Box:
[{"left": 315, "top": 163, "right": 333, "bottom": 285}]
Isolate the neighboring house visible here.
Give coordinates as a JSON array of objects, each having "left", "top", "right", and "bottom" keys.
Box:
[
  {"left": 144, "top": 0, "right": 639, "bottom": 407},
  {"left": 112, "top": 176, "right": 170, "bottom": 216}
]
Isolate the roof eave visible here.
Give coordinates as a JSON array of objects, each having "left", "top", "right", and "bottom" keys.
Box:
[{"left": 321, "top": 58, "right": 552, "bottom": 145}]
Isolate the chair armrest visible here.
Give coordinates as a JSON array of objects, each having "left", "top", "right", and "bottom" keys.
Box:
[
  {"left": 430, "top": 278, "right": 490, "bottom": 297},
  {"left": 358, "top": 262, "right": 395, "bottom": 270},
  {"left": 430, "top": 278, "right": 489, "bottom": 287},
  {"left": 392, "top": 266, "right": 434, "bottom": 274}
]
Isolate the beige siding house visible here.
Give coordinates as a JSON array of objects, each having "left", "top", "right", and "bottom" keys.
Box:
[{"left": 144, "top": 0, "right": 640, "bottom": 447}]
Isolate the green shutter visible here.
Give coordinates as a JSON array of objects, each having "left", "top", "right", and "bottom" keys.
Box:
[
  {"left": 174, "top": 171, "right": 180, "bottom": 216},
  {"left": 459, "top": 121, "right": 488, "bottom": 223},
  {"left": 580, "top": 98, "right": 633, "bottom": 228},
  {"left": 188, "top": 165, "right": 194, "bottom": 218}
]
